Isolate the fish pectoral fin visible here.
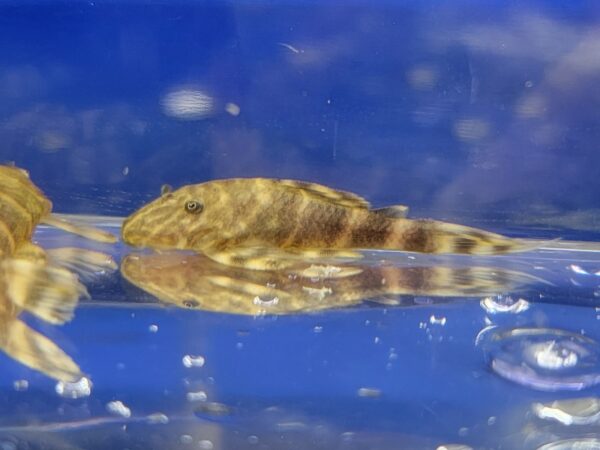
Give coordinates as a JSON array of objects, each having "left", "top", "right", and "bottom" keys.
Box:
[
  {"left": 296, "top": 264, "right": 363, "bottom": 279},
  {"left": 372, "top": 205, "right": 409, "bottom": 218},
  {"left": 3, "top": 259, "right": 88, "bottom": 325},
  {"left": 47, "top": 247, "right": 117, "bottom": 282},
  {"left": 1, "top": 317, "right": 82, "bottom": 382},
  {"left": 205, "top": 247, "right": 363, "bottom": 271},
  {"left": 42, "top": 214, "right": 117, "bottom": 244},
  {"left": 278, "top": 179, "right": 371, "bottom": 209}
]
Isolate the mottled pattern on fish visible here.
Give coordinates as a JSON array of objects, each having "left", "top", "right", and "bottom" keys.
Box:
[
  {"left": 0, "top": 165, "right": 117, "bottom": 381},
  {"left": 122, "top": 178, "right": 535, "bottom": 269},
  {"left": 121, "top": 252, "right": 540, "bottom": 315}
]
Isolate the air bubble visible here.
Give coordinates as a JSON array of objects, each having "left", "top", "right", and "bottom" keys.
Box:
[
  {"left": 437, "top": 445, "right": 473, "bottom": 450},
  {"left": 13, "top": 380, "right": 28, "bottom": 391},
  {"left": 55, "top": 376, "right": 92, "bottom": 399},
  {"left": 536, "top": 438, "right": 600, "bottom": 449},
  {"left": 146, "top": 412, "right": 169, "bottom": 424},
  {"left": 186, "top": 390, "right": 208, "bottom": 402},
  {"left": 253, "top": 296, "right": 279, "bottom": 306},
  {"left": 106, "top": 400, "right": 131, "bottom": 418},
  {"left": 182, "top": 355, "right": 205, "bottom": 368},
  {"left": 198, "top": 440, "right": 213, "bottom": 449},
  {"left": 481, "top": 295, "right": 530, "bottom": 314},
  {"left": 480, "top": 327, "right": 600, "bottom": 391},
  {"left": 357, "top": 387, "right": 381, "bottom": 398},
  {"left": 533, "top": 397, "right": 600, "bottom": 425},
  {"left": 247, "top": 435, "right": 259, "bottom": 445},
  {"left": 149, "top": 324, "right": 158, "bottom": 333},
  {"left": 180, "top": 435, "right": 193, "bottom": 444}
]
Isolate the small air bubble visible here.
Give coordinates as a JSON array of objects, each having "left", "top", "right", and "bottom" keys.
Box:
[
  {"left": 106, "top": 400, "right": 132, "bottom": 418},
  {"left": 180, "top": 435, "right": 193, "bottom": 445},
  {"left": 247, "top": 435, "right": 259, "bottom": 445},
  {"left": 225, "top": 102, "right": 241, "bottom": 116},
  {"left": 487, "top": 416, "right": 497, "bottom": 425},
  {"left": 357, "top": 387, "right": 381, "bottom": 398},
  {"left": 13, "top": 380, "right": 28, "bottom": 391},
  {"left": 149, "top": 324, "right": 158, "bottom": 333},
  {"left": 313, "top": 325, "right": 323, "bottom": 333},
  {"left": 198, "top": 440, "right": 214, "bottom": 450},
  {"left": 182, "top": 355, "right": 205, "bottom": 368},
  {"left": 122, "top": 166, "right": 129, "bottom": 176},
  {"left": 146, "top": 412, "right": 169, "bottom": 424},
  {"left": 429, "top": 315, "right": 447, "bottom": 326},
  {"left": 55, "top": 377, "right": 92, "bottom": 399},
  {"left": 458, "top": 427, "right": 469, "bottom": 437},
  {"left": 187, "top": 391, "right": 208, "bottom": 402}
]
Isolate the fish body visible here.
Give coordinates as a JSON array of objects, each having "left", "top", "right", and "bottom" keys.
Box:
[
  {"left": 121, "top": 252, "right": 540, "bottom": 315},
  {"left": 0, "top": 164, "right": 117, "bottom": 381},
  {"left": 122, "top": 178, "right": 535, "bottom": 270}
]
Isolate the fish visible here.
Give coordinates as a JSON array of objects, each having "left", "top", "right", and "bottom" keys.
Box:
[
  {"left": 0, "top": 164, "right": 117, "bottom": 381},
  {"left": 121, "top": 178, "right": 541, "bottom": 270},
  {"left": 120, "top": 252, "right": 542, "bottom": 315}
]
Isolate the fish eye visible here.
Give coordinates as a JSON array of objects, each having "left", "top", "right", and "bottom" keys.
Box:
[{"left": 185, "top": 200, "right": 204, "bottom": 214}]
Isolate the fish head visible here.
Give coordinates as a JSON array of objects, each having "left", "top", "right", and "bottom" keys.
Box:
[{"left": 122, "top": 183, "right": 216, "bottom": 250}]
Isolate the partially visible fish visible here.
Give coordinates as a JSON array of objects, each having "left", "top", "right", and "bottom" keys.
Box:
[
  {"left": 0, "top": 164, "right": 117, "bottom": 381},
  {"left": 121, "top": 252, "right": 541, "bottom": 315},
  {"left": 121, "top": 178, "right": 542, "bottom": 270}
]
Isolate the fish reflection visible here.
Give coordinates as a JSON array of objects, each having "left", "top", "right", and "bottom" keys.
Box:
[{"left": 121, "top": 252, "right": 539, "bottom": 315}]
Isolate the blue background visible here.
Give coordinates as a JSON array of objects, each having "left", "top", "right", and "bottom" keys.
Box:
[{"left": 1, "top": 1, "right": 600, "bottom": 239}]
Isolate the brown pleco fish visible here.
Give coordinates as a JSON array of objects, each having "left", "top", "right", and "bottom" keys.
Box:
[
  {"left": 122, "top": 178, "right": 540, "bottom": 270},
  {"left": 121, "top": 252, "right": 540, "bottom": 315},
  {"left": 0, "top": 165, "right": 117, "bottom": 381}
]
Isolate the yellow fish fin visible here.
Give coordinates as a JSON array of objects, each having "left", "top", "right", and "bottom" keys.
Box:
[
  {"left": 47, "top": 247, "right": 117, "bottom": 282},
  {"left": 1, "top": 317, "right": 82, "bottom": 382},
  {"left": 42, "top": 214, "right": 117, "bottom": 244},
  {"left": 3, "top": 259, "right": 88, "bottom": 325},
  {"left": 278, "top": 179, "right": 371, "bottom": 209},
  {"left": 205, "top": 247, "right": 363, "bottom": 270},
  {"left": 372, "top": 205, "right": 409, "bottom": 218}
]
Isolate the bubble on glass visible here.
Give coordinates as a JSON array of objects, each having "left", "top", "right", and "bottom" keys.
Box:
[
  {"left": 436, "top": 445, "right": 473, "bottom": 450},
  {"left": 146, "top": 412, "right": 169, "bottom": 424},
  {"left": 106, "top": 400, "right": 132, "bottom": 418},
  {"left": 533, "top": 397, "right": 600, "bottom": 425},
  {"left": 453, "top": 118, "right": 490, "bottom": 141},
  {"left": 569, "top": 264, "right": 590, "bottom": 275},
  {"left": 253, "top": 296, "right": 279, "bottom": 306},
  {"left": 481, "top": 295, "right": 530, "bottom": 314},
  {"left": 198, "top": 440, "right": 213, "bottom": 449},
  {"left": 182, "top": 354, "right": 205, "bottom": 368},
  {"left": 429, "top": 315, "right": 447, "bottom": 326},
  {"left": 148, "top": 324, "right": 158, "bottom": 333},
  {"left": 357, "top": 387, "right": 382, "bottom": 398},
  {"left": 194, "top": 401, "right": 232, "bottom": 418},
  {"left": 225, "top": 103, "right": 241, "bottom": 116},
  {"left": 180, "top": 435, "right": 193, "bottom": 445},
  {"left": 55, "top": 376, "right": 92, "bottom": 399},
  {"left": 536, "top": 438, "right": 600, "bottom": 449},
  {"left": 406, "top": 65, "right": 439, "bottom": 91},
  {"left": 187, "top": 390, "right": 208, "bottom": 402},
  {"left": 161, "top": 88, "right": 214, "bottom": 120},
  {"left": 13, "top": 380, "right": 28, "bottom": 391},
  {"left": 480, "top": 327, "right": 600, "bottom": 391}
]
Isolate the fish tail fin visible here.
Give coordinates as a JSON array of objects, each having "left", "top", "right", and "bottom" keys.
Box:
[
  {"left": 3, "top": 259, "right": 88, "bottom": 325},
  {"left": 47, "top": 247, "right": 117, "bottom": 282},
  {"left": 0, "top": 317, "right": 82, "bottom": 382},
  {"left": 394, "top": 219, "right": 547, "bottom": 255},
  {"left": 42, "top": 214, "right": 117, "bottom": 244}
]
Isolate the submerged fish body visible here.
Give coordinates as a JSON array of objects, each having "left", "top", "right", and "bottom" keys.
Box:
[
  {"left": 121, "top": 252, "right": 540, "bottom": 315},
  {"left": 0, "top": 164, "right": 117, "bottom": 381},
  {"left": 122, "top": 178, "right": 535, "bottom": 269}
]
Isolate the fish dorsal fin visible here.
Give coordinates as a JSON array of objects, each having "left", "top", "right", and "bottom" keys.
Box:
[
  {"left": 278, "top": 180, "right": 371, "bottom": 209},
  {"left": 372, "top": 205, "right": 409, "bottom": 218}
]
